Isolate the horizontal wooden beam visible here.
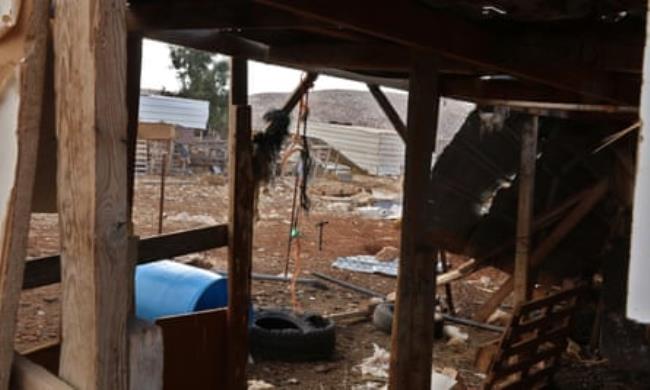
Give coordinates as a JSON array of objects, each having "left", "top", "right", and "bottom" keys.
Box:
[
  {"left": 11, "top": 354, "right": 73, "bottom": 390},
  {"left": 255, "top": 0, "right": 639, "bottom": 104},
  {"left": 147, "top": 31, "right": 639, "bottom": 109},
  {"left": 22, "top": 225, "right": 228, "bottom": 290},
  {"left": 127, "top": 1, "right": 324, "bottom": 31}
]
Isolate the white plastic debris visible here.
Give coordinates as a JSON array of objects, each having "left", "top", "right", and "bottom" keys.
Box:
[
  {"left": 357, "top": 344, "right": 390, "bottom": 379},
  {"left": 248, "top": 379, "right": 275, "bottom": 389},
  {"left": 432, "top": 371, "right": 458, "bottom": 390},
  {"left": 443, "top": 325, "right": 469, "bottom": 345},
  {"left": 332, "top": 256, "right": 398, "bottom": 277}
]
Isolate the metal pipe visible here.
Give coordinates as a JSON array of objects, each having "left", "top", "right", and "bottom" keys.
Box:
[{"left": 311, "top": 272, "right": 385, "bottom": 298}]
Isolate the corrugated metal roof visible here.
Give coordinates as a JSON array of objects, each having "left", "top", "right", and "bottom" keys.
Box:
[
  {"left": 307, "top": 122, "right": 407, "bottom": 176},
  {"left": 139, "top": 94, "right": 209, "bottom": 129}
]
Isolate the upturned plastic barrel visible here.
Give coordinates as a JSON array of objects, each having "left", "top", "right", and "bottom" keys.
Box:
[{"left": 135, "top": 260, "right": 228, "bottom": 322}]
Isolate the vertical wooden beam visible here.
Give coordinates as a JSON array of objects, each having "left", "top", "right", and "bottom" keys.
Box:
[
  {"left": 367, "top": 83, "right": 407, "bottom": 142},
  {"left": 54, "top": 0, "right": 130, "bottom": 388},
  {"left": 628, "top": 0, "right": 650, "bottom": 325},
  {"left": 126, "top": 34, "right": 143, "bottom": 225},
  {"left": 0, "top": 0, "right": 49, "bottom": 388},
  {"left": 513, "top": 116, "right": 538, "bottom": 304},
  {"left": 227, "top": 57, "right": 254, "bottom": 390},
  {"left": 389, "top": 51, "right": 439, "bottom": 390}
]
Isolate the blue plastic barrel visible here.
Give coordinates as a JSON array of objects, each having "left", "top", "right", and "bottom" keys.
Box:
[{"left": 135, "top": 260, "right": 228, "bottom": 322}]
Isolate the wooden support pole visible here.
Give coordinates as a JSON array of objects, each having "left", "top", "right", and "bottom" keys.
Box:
[
  {"left": 54, "top": 0, "right": 130, "bottom": 388},
  {"left": 389, "top": 51, "right": 439, "bottom": 390},
  {"left": 474, "top": 179, "right": 609, "bottom": 322},
  {"left": 367, "top": 83, "right": 407, "bottom": 141},
  {"left": 126, "top": 34, "right": 143, "bottom": 226},
  {"left": 513, "top": 116, "right": 538, "bottom": 304},
  {"left": 0, "top": 0, "right": 49, "bottom": 388},
  {"left": 281, "top": 72, "right": 318, "bottom": 114},
  {"left": 227, "top": 57, "right": 254, "bottom": 390}
]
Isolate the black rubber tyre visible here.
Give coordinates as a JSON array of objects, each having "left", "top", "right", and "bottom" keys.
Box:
[
  {"left": 372, "top": 302, "right": 394, "bottom": 334},
  {"left": 250, "top": 309, "right": 336, "bottom": 361},
  {"left": 372, "top": 303, "right": 444, "bottom": 339}
]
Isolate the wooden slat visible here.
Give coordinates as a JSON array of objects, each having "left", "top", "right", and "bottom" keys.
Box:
[
  {"left": 22, "top": 224, "right": 229, "bottom": 289},
  {"left": 155, "top": 309, "right": 228, "bottom": 390},
  {"left": 367, "top": 84, "right": 406, "bottom": 141},
  {"left": 513, "top": 116, "right": 538, "bottom": 304},
  {"left": 128, "top": 320, "right": 163, "bottom": 390},
  {"left": 388, "top": 50, "right": 439, "bottom": 390},
  {"left": 127, "top": 33, "right": 143, "bottom": 226},
  {"left": 54, "top": 0, "right": 130, "bottom": 387},
  {"left": 227, "top": 57, "right": 254, "bottom": 390},
  {"left": 0, "top": 0, "right": 49, "bottom": 387},
  {"left": 10, "top": 354, "right": 72, "bottom": 390}
]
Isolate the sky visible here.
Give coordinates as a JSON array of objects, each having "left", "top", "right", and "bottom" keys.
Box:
[{"left": 141, "top": 39, "right": 373, "bottom": 95}]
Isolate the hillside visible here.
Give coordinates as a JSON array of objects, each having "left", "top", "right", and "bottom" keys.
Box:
[{"left": 249, "top": 89, "right": 474, "bottom": 144}]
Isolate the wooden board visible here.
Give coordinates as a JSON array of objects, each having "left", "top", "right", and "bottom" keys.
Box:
[
  {"left": 156, "top": 309, "right": 228, "bottom": 390},
  {"left": 138, "top": 122, "right": 176, "bottom": 141},
  {"left": 0, "top": 0, "right": 49, "bottom": 387},
  {"left": 10, "top": 354, "right": 72, "bottom": 390},
  {"left": 53, "top": 0, "right": 130, "bottom": 388},
  {"left": 483, "top": 286, "right": 584, "bottom": 389},
  {"left": 388, "top": 50, "right": 439, "bottom": 390}
]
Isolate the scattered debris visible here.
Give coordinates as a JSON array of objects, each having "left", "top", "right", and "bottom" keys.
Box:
[
  {"left": 374, "top": 246, "right": 399, "bottom": 261},
  {"left": 312, "top": 272, "right": 386, "bottom": 298},
  {"left": 248, "top": 379, "right": 275, "bottom": 389},
  {"left": 444, "top": 325, "right": 469, "bottom": 345},
  {"left": 357, "top": 344, "right": 390, "bottom": 379},
  {"left": 332, "top": 255, "right": 398, "bottom": 277},
  {"left": 432, "top": 370, "right": 458, "bottom": 390}
]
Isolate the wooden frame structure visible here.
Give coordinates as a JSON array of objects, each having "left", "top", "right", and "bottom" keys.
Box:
[{"left": 1, "top": 0, "right": 649, "bottom": 389}]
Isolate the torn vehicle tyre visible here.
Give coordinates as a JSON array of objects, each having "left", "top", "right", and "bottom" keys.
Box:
[
  {"left": 372, "top": 302, "right": 444, "bottom": 339},
  {"left": 250, "top": 309, "right": 336, "bottom": 361}
]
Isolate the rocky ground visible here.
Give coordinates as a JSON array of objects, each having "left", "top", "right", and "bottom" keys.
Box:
[{"left": 20, "top": 173, "right": 605, "bottom": 389}]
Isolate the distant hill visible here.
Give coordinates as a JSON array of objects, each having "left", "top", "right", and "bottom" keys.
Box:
[{"left": 249, "top": 89, "right": 474, "bottom": 144}]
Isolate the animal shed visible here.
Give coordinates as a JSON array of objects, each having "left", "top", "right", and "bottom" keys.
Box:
[{"left": 1, "top": 0, "right": 650, "bottom": 389}]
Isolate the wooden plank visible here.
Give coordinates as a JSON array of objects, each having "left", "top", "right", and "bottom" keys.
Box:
[
  {"left": 156, "top": 309, "right": 228, "bottom": 390},
  {"left": 513, "top": 116, "right": 538, "bottom": 304},
  {"left": 474, "top": 180, "right": 608, "bottom": 322},
  {"left": 367, "top": 84, "right": 406, "bottom": 141},
  {"left": 127, "top": 33, "right": 143, "bottom": 227},
  {"left": 53, "top": 0, "right": 130, "bottom": 388},
  {"left": 227, "top": 57, "right": 254, "bottom": 390},
  {"left": 22, "top": 225, "right": 229, "bottom": 290},
  {"left": 388, "top": 50, "right": 439, "bottom": 390},
  {"left": 0, "top": 0, "right": 49, "bottom": 387},
  {"left": 128, "top": 320, "right": 163, "bottom": 390},
  {"left": 10, "top": 354, "right": 72, "bottom": 390}
]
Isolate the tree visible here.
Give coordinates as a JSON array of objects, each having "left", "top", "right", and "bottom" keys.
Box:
[{"left": 170, "top": 46, "right": 230, "bottom": 137}]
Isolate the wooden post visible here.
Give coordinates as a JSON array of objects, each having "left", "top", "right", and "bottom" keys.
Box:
[
  {"left": 389, "top": 51, "right": 439, "bottom": 390},
  {"left": 227, "top": 57, "right": 254, "bottom": 390},
  {"left": 126, "top": 34, "right": 143, "bottom": 226},
  {"left": 54, "top": 0, "right": 130, "bottom": 388},
  {"left": 513, "top": 116, "right": 538, "bottom": 304},
  {"left": 0, "top": 0, "right": 48, "bottom": 388},
  {"left": 367, "top": 83, "right": 407, "bottom": 141},
  {"left": 158, "top": 153, "right": 167, "bottom": 234}
]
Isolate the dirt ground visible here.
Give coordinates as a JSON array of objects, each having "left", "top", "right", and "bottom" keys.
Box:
[{"left": 18, "top": 173, "right": 514, "bottom": 389}]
